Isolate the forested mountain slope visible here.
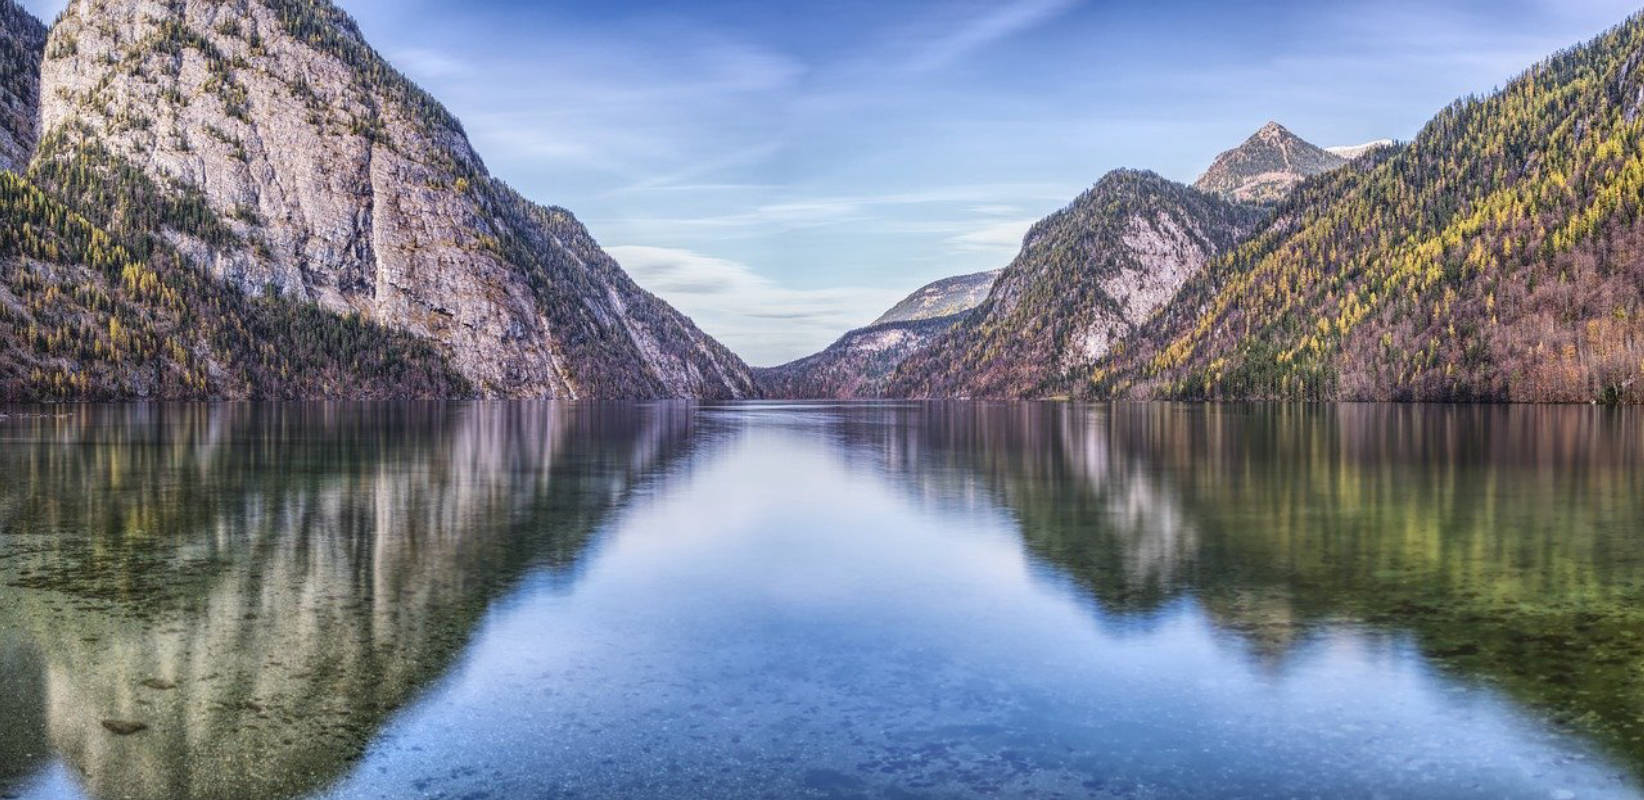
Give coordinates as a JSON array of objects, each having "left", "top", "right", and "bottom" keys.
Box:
[
  {"left": 22, "top": 0, "right": 754, "bottom": 399},
  {"left": 889, "top": 171, "right": 1268, "bottom": 399},
  {"left": 1096, "top": 13, "right": 1644, "bottom": 404},
  {"left": 0, "top": 170, "right": 467, "bottom": 400}
]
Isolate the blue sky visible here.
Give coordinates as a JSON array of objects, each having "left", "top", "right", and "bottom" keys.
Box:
[{"left": 21, "top": 0, "right": 1644, "bottom": 364}]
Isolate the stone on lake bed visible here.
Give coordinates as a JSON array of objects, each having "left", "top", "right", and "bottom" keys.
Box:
[
  {"left": 141, "top": 678, "right": 177, "bottom": 690},
  {"left": 101, "top": 720, "right": 149, "bottom": 735}
]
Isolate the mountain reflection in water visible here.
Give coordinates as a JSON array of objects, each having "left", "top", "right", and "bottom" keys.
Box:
[
  {"left": 0, "top": 403, "right": 700, "bottom": 800},
  {"left": 0, "top": 402, "right": 1641, "bottom": 800}
]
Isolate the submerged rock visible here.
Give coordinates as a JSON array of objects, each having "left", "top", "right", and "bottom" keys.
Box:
[{"left": 100, "top": 720, "right": 149, "bottom": 736}]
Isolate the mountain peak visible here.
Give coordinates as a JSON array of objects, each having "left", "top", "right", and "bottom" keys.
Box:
[{"left": 1194, "top": 123, "right": 1349, "bottom": 204}]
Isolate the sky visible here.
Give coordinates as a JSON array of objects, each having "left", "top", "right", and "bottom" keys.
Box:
[{"left": 19, "top": 0, "right": 1644, "bottom": 365}]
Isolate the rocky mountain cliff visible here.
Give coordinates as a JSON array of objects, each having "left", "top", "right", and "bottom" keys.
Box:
[
  {"left": 24, "top": 0, "right": 754, "bottom": 399},
  {"left": 1194, "top": 122, "right": 1348, "bottom": 204},
  {"left": 1096, "top": 14, "right": 1644, "bottom": 403},
  {"left": 0, "top": 0, "right": 475, "bottom": 401},
  {"left": 888, "top": 171, "right": 1268, "bottom": 399},
  {"left": 0, "top": 0, "right": 40, "bottom": 171},
  {"left": 872, "top": 270, "right": 1001, "bottom": 325}
]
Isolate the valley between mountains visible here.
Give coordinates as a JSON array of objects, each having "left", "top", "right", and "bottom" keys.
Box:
[{"left": 1, "top": 0, "right": 1642, "bottom": 403}]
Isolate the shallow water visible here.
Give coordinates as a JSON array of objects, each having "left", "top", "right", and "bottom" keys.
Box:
[{"left": 1, "top": 402, "right": 1642, "bottom": 799}]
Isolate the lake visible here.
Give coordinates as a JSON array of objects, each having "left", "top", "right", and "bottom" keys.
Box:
[{"left": 0, "top": 402, "right": 1642, "bottom": 799}]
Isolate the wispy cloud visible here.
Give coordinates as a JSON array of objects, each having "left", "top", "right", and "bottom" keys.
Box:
[
  {"left": 609, "top": 245, "right": 906, "bottom": 366},
  {"left": 609, "top": 143, "right": 786, "bottom": 195},
  {"left": 949, "top": 218, "right": 1036, "bottom": 255},
  {"left": 906, "top": 0, "right": 1085, "bottom": 72},
  {"left": 405, "top": 25, "right": 804, "bottom": 187},
  {"left": 599, "top": 184, "right": 1072, "bottom": 236}
]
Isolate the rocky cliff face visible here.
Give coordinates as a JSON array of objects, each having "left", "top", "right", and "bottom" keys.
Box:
[
  {"left": 872, "top": 270, "right": 1001, "bottom": 325},
  {"left": 0, "top": 0, "right": 42, "bottom": 171},
  {"left": 34, "top": 0, "right": 755, "bottom": 399},
  {"left": 888, "top": 170, "right": 1268, "bottom": 398},
  {"left": 1194, "top": 122, "right": 1348, "bottom": 204},
  {"left": 0, "top": 167, "right": 471, "bottom": 401}
]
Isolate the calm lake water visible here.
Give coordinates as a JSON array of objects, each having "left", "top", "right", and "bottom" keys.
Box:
[{"left": 1, "top": 402, "right": 1642, "bottom": 800}]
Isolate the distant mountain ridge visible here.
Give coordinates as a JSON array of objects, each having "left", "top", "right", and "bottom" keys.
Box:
[
  {"left": 872, "top": 270, "right": 1001, "bottom": 326},
  {"left": 1327, "top": 139, "right": 1396, "bottom": 160},
  {"left": 756, "top": 315, "right": 966, "bottom": 399},
  {"left": 757, "top": 269, "right": 1003, "bottom": 398},
  {"left": 1194, "top": 122, "right": 1349, "bottom": 204}
]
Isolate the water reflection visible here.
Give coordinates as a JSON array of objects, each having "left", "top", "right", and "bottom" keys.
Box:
[
  {"left": 846, "top": 403, "right": 1644, "bottom": 773},
  {"left": 1, "top": 402, "right": 1641, "bottom": 799},
  {"left": 0, "top": 403, "right": 699, "bottom": 800}
]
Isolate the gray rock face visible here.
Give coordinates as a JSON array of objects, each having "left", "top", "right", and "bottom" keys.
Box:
[
  {"left": 37, "top": 0, "right": 755, "bottom": 399},
  {"left": 872, "top": 270, "right": 1001, "bottom": 326},
  {"left": 0, "top": 0, "right": 43, "bottom": 171},
  {"left": 1194, "top": 122, "right": 1348, "bottom": 205}
]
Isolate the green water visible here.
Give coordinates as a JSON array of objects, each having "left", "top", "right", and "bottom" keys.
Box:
[{"left": 0, "top": 402, "right": 1640, "bottom": 799}]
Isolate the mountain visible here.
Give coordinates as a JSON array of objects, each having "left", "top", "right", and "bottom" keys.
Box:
[
  {"left": 1327, "top": 139, "right": 1396, "bottom": 160},
  {"left": 1095, "top": 13, "right": 1644, "bottom": 404},
  {"left": 0, "top": 0, "right": 466, "bottom": 401},
  {"left": 756, "top": 315, "right": 966, "bottom": 399},
  {"left": 19, "top": 0, "right": 754, "bottom": 400},
  {"left": 872, "top": 270, "right": 1002, "bottom": 325},
  {"left": 757, "top": 270, "right": 1002, "bottom": 398},
  {"left": 0, "top": 0, "right": 40, "bottom": 171},
  {"left": 1194, "top": 122, "right": 1349, "bottom": 204},
  {"left": 888, "top": 170, "right": 1269, "bottom": 399}
]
